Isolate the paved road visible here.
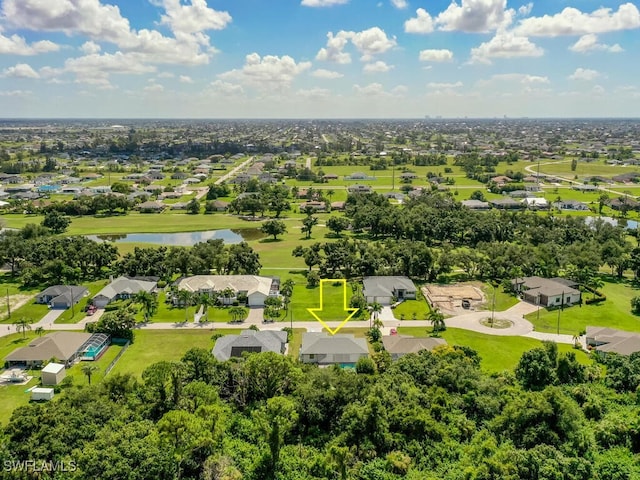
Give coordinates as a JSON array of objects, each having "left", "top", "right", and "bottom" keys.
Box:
[
  {"left": 0, "top": 299, "right": 579, "bottom": 346},
  {"left": 214, "top": 156, "right": 254, "bottom": 185}
]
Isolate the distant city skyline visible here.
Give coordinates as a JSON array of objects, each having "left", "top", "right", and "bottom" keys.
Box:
[{"left": 0, "top": 0, "right": 639, "bottom": 118}]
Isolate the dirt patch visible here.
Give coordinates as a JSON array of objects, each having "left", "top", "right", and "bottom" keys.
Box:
[
  {"left": 423, "top": 282, "right": 485, "bottom": 315},
  {"left": 0, "top": 294, "right": 35, "bottom": 320}
]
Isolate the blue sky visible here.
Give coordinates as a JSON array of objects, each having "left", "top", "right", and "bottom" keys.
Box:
[{"left": 0, "top": 0, "right": 639, "bottom": 118}]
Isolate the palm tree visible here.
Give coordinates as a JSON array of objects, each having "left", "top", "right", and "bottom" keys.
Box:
[
  {"left": 220, "top": 287, "right": 235, "bottom": 306},
  {"left": 197, "top": 292, "right": 213, "bottom": 322},
  {"left": 280, "top": 279, "right": 295, "bottom": 300},
  {"left": 427, "top": 308, "right": 446, "bottom": 336},
  {"left": 135, "top": 290, "right": 158, "bottom": 323},
  {"left": 229, "top": 306, "right": 247, "bottom": 323},
  {"left": 81, "top": 364, "right": 99, "bottom": 385},
  {"left": 176, "top": 290, "right": 193, "bottom": 322},
  {"left": 35, "top": 326, "right": 44, "bottom": 337},
  {"left": 326, "top": 189, "right": 335, "bottom": 202},
  {"left": 368, "top": 302, "right": 382, "bottom": 328},
  {"left": 13, "top": 317, "right": 32, "bottom": 338},
  {"left": 572, "top": 333, "right": 581, "bottom": 349}
]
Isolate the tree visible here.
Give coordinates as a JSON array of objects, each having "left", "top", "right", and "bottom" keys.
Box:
[
  {"left": 631, "top": 296, "right": 640, "bottom": 315},
  {"left": 598, "top": 194, "right": 609, "bottom": 214},
  {"left": 135, "top": 290, "right": 158, "bottom": 322},
  {"left": 470, "top": 190, "right": 486, "bottom": 201},
  {"left": 229, "top": 306, "right": 247, "bottom": 323},
  {"left": 301, "top": 215, "right": 319, "bottom": 239},
  {"left": 176, "top": 290, "right": 193, "bottom": 322},
  {"left": 13, "top": 317, "right": 32, "bottom": 338},
  {"left": 88, "top": 306, "right": 137, "bottom": 342},
  {"left": 35, "top": 326, "right": 44, "bottom": 337},
  {"left": 186, "top": 198, "right": 200, "bottom": 215},
  {"left": 41, "top": 210, "right": 71, "bottom": 234},
  {"left": 427, "top": 308, "right": 446, "bottom": 336},
  {"left": 515, "top": 347, "right": 557, "bottom": 390},
  {"left": 260, "top": 220, "right": 287, "bottom": 240},
  {"left": 571, "top": 158, "right": 578, "bottom": 171},
  {"left": 81, "top": 364, "right": 100, "bottom": 385},
  {"left": 253, "top": 396, "right": 298, "bottom": 475},
  {"left": 326, "top": 216, "right": 350, "bottom": 237}
]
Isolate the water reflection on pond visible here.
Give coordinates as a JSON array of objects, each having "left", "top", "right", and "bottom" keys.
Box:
[{"left": 87, "top": 228, "right": 265, "bottom": 246}]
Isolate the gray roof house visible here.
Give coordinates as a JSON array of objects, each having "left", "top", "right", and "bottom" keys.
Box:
[
  {"left": 5, "top": 332, "right": 92, "bottom": 367},
  {"left": 586, "top": 326, "right": 640, "bottom": 356},
  {"left": 300, "top": 332, "right": 368, "bottom": 367},
  {"left": 461, "top": 199, "right": 490, "bottom": 210},
  {"left": 212, "top": 330, "right": 288, "bottom": 361},
  {"left": 92, "top": 276, "right": 157, "bottom": 308},
  {"left": 382, "top": 335, "right": 447, "bottom": 360},
  {"left": 36, "top": 285, "right": 88, "bottom": 309},
  {"left": 512, "top": 276, "right": 581, "bottom": 308},
  {"left": 363, "top": 276, "right": 417, "bottom": 305}
]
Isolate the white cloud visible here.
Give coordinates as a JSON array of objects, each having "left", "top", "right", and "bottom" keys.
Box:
[
  {"left": 436, "top": 0, "right": 514, "bottom": 33},
  {"left": 568, "top": 68, "right": 600, "bottom": 81},
  {"left": 158, "top": 72, "right": 175, "bottom": 78},
  {"left": 516, "top": 3, "right": 640, "bottom": 37},
  {"left": 179, "top": 75, "right": 193, "bottom": 83},
  {"left": 316, "top": 27, "right": 395, "bottom": 63},
  {"left": 311, "top": 69, "right": 343, "bottom": 79},
  {"left": 144, "top": 83, "right": 164, "bottom": 93},
  {"left": 218, "top": 53, "right": 312, "bottom": 91},
  {"left": 470, "top": 31, "right": 543, "bottom": 64},
  {"left": 484, "top": 73, "right": 550, "bottom": 84},
  {"left": 390, "top": 0, "right": 408, "bottom": 9},
  {"left": 0, "top": 90, "right": 32, "bottom": 97},
  {"left": 156, "top": 0, "right": 232, "bottom": 34},
  {"left": 569, "top": 34, "right": 623, "bottom": 53},
  {"left": 518, "top": 3, "right": 533, "bottom": 16},
  {"left": 316, "top": 31, "right": 351, "bottom": 64},
  {"left": 363, "top": 60, "right": 393, "bottom": 73},
  {"left": 427, "top": 81, "right": 463, "bottom": 88},
  {"left": 349, "top": 27, "right": 397, "bottom": 61},
  {"left": 592, "top": 85, "right": 605, "bottom": 96},
  {"left": 209, "top": 80, "right": 244, "bottom": 96},
  {"left": 80, "top": 41, "right": 101, "bottom": 54},
  {"left": 419, "top": 49, "right": 453, "bottom": 62},
  {"left": 0, "top": 32, "right": 59, "bottom": 55},
  {"left": 301, "top": 0, "right": 348, "bottom": 6},
  {"left": 2, "top": 0, "right": 224, "bottom": 66},
  {"left": 404, "top": 8, "right": 434, "bottom": 34},
  {"left": 296, "top": 88, "right": 332, "bottom": 98},
  {"left": 353, "top": 83, "right": 406, "bottom": 97},
  {"left": 2, "top": 63, "right": 39, "bottom": 78}
]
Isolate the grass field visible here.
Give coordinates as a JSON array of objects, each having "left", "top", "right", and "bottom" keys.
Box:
[
  {"left": 525, "top": 278, "right": 640, "bottom": 335},
  {"left": 482, "top": 283, "right": 520, "bottom": 312},
  {"left": 110, "top": 329, "right": 240, "bottom": 377},
  {"left": 393, "top": 288, "right": 431, "bottom": 320},
  {"left": 289, "top": 279, "right": 367, "bottom": 323},
  {"left": 64, "top": 344, "right": 124, "bottom": 387},
  {"left": 397, "top": 326, "right": 591, "bottom": 373}
]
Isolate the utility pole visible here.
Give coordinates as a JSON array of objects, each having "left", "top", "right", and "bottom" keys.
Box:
[
  {"left": 392, "top": 164, "right": 395, "bottom": 191},
  {"left": 289, "top": 306, "right": 293, "bottom": 331},
  {"left": 69, "top": 285, "right": 75, "bottom": 319},
  {"left": 557, "top": 291, "right": 564, "bottom": 335},
  {"left": 491, "top": 282, "right": 496, "bottom": 327},
  {"left": 6, "top": 288, "right": 10, "bottom": 319}
]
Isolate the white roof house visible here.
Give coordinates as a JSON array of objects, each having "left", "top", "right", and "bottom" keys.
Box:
[
  {"left": 92, "top": 276, "right": 157, "bottom": 308},
  {"left": 174, "top": 275, "right": 278, "bottom": 307}
]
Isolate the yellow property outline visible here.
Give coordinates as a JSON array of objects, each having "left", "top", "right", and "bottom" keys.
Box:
[{"left": 307, "top": 278, "right": 359, "bottom": 335}]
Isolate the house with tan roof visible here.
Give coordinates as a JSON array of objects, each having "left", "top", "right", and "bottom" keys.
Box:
[
  {"left": 382, "top": 335, "right": 447, "bottom": 361},
  {"left": 173, "top": 275, "right": 279, "bottom": 307}
]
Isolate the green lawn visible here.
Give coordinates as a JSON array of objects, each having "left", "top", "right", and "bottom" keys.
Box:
[
  {"left": 64, "top": 344, "right": 124, "bottom": 387},
  {"left": 286, "top": 328, "right": 306, "bottom": 359},
  {"left": 289, "top": 280, "right": 365, "bottom": 324},
  {"left": 525, "top": 278, "right": 640, "bottom": 335},
  {"left": 397, "top": 326, "right": 591, "bottom": 373},
  {"left": 0, "top": 301, "right": 49, "bottom": 325},
  {"left": 482, "top": 283, "right": 520, "bottom": 312},
  {"left": 110, "top": 329, "right": 241, "bottom": 378},
  {"left": 0, "top": 377, "right": 38, "bottom": 426},
  {"left": 393, "top": 288, "right": 431, "bottom": 320},
  {"left": 145, "top": 291, "right": 250, "bottom": 324}
]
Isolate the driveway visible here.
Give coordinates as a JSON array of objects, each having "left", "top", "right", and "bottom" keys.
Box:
[{"left": 38, "top": 309, "right": 66, "bottom": 325}]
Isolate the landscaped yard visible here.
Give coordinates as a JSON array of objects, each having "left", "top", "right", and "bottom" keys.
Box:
[
  {"left": 288, "top": 280, "right": 366, "bottom": 324},
  {"left": 482, "top": 283, "right": 520, "bottom": 312},
  {"left": 392, "top": 289, "right": 431, "bottom": 320},
  {"left": 397, "top": 326, "right": 592, "bottom": 373},
  {"left": 525, "top": 278, "right": 640, "bottom": 335}
]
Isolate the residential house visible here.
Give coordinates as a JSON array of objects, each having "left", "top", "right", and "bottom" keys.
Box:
[
  {"left": 347, "top": 184, "right": 372, "bottom": 194},
  {"left": 490, "top": 176, "right": 512, "bottom": 186},
  {"left": 299, "top": 332, "right": 368, "bottom": 367},
  {"left": 382, "top": 335, "right": 447, "bottom": 361},
  {"left": 586, "top": 326, "right": 640, "bottom": 356},
  {"left": 345, "top": 172, "right": 375, "bottom": 180},
  {"left": 173, "top": 275, "right": 279, "bottom": 307},
  {"left": 36, "top": 285, "right": 88, "bottom": 309},
  {"left": 461, "top": 199, "right": 490, "bottom": 210},
  {"left": 300, "top": 201, "right": 327, "bottom": 212},
  {"left": 210, "top": 200, "right": 229, "bottom": 211},
  {"left": 137, "top": 201, "right": 166, "bottom": 213},
  {"left": 521, "top": 197, "right": 549, "bottom": 209},
  {"left": 490, "top": 197, "right": 523, "bottom": 209},
  {"left": 212, "top": 330, "right": 288, "bottom": 361},
  {"left": 323, "top": 174, "right": 338, "bottom": 180},
  {"left": 554, "top": 199, "right": 590, "bottom": 211},
  {"left": 331, "top": 201, "right": 345, "bottom": 210},
  {"left": 609, "top": 197, "right": 640, "bottom": 212},
  {"left": 399, "top": 172, "right": 418, "bottom": 180},
  {"left": 5, "top": 332, "right": 92, "bottom": 367},
  {"left": 146, "top": 171, "right": 165, "bottom": 180},
  {"left": 572, "top": 184, "right": 598, "bottom": 192},
  {"left": 92, "top": 276, "right": 158, "bottom": 308},
  {"left": 363, "top": 276, "right": 417, "bottom": 305},
  {"left": 511, "top": 276, "right": 581, "bottom": 308}
]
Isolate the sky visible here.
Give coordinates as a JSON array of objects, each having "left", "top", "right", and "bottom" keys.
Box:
[{"left": 0, "top": 0, "right": 639, "bottom": 118}]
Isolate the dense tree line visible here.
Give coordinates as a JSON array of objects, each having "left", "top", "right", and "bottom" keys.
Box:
[
  {"left": 336, "top": 192, "right": 632, "bottom": 283},
  {"left": 0, "top": 229, "right": 262, "bottom": 287},
  {"left": 2, "top": 344, "right": 640, "bottom": 479}
]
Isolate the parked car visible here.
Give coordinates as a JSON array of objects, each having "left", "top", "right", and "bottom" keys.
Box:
[
  {"left": 390, "top": 328, "right": 397, "bottom": 336},
  {"left": 461, "top": 299, "right": 471, "bottom": 309}
]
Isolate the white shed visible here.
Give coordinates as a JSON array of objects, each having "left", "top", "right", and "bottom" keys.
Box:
[
  {"left": 31, "top": 387, "right": 55, "bottom": 401},
  {"left": 41, "top": 362, "right": 66, "bottom": 386}
]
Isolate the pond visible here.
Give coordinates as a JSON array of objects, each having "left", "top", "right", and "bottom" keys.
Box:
[
  {"left": 584, "top": 216, "right": 639, "bottom": 230},
  {"left": 86, "top": 228, "right": 266, "bottom": 246}
]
